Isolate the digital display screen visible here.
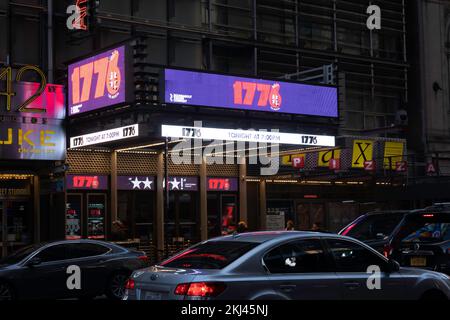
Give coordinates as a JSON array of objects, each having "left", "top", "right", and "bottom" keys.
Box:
[
  {"left": 163, "top": 69, "right": 338, "bottom": 117},
  {"left": 207, "top": 178, "right": 238, "bottom": 192},
  {"left": 87, "top": 195, "right": 106, "bottom": 240},
  {"left": 66, "top": 175, "right": 109, "bottom": 190},
  {"left": 68, "top": 46, "right": 127, "bottom": 116},
  {"left": 66, "top": 194, "right": 82, "bottom": 240},
  {"left": 118, "top": 176, "right": 155, "bottom": 191}
]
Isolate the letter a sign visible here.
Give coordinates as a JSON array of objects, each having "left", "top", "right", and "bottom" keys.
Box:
[
  {"left": 427, "top": 162, "right": 437, "bottom": 175},
  {"left": 352, "top": 140, "right": 374, "bottom": 168}
]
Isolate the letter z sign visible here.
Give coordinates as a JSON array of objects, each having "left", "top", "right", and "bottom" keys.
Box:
[{"left": 352, "top": 140, "right": 374, "bottom": 168}]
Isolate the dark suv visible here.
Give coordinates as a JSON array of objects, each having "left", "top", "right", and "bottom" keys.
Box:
[
  {"left": 339, "top": 211, "right": 408, "bottom": 256},
  {"left": 339, "top": 210, "right": 450, "bottom": 275}
]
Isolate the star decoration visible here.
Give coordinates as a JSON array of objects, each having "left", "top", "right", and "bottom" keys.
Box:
[
  {"left": 130, "top": 177, "right": 142, "bottom": 189},
  {"left": 143, "top": 177, "right": 153, "bottom": 190},
  {"left": 170, "top": 178, "right": 181, "bottom": 190}
]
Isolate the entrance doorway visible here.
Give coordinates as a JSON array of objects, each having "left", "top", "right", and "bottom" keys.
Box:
[
  {"left": 0, "top": 200, "right": 32, "bottom": 258},
  {"left": 207, "top": 194, "right": 238, "bottom": 238},
  {"left": 166, "top": 192, "right": 198, "bottom": 242}
]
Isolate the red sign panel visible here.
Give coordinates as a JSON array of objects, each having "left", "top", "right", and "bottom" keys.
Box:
[
  {"left": 329, "top": 158, "right": 341, "bottom": 170},
  {"left": 364, "top": 160, "right": 376, "bottom": 171},
  {"left": 426, "top": 163, "right": 437, "bottom": 175},
  {"left": 207, "top": 178, "right": 238, "bottom": 192},
  {"left": 395, "top": 161, "right": 408, "bottom": 172},
  {"left": 66, "top": 175, "right": 109, "bottom": 190},
  {"left": 292, "top": 157, "right": 305, "bottom": 169}
]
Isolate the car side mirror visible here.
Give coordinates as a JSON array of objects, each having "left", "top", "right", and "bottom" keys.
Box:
[
  {"left": 386, "top": 259, "right": 400, "bottom": 273},
  {"left": 27, "top": 257, "right": 42, "bottom": 267}
]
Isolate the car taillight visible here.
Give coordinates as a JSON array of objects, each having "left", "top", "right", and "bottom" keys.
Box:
[
  {"left": 125, "top": 278, "right": 135, "bottom": 290},
  {"left": 138, "top": 255, "right": 150, "bottom": 263},
  {"left": 174, "top": 282, "right": 226, "bottom": 297},
  {"left": 174, "top": 283, "right": 190, "bottom": 295},
  {"left": 383, "top": 243, "right": 393, "bottom": 258}
]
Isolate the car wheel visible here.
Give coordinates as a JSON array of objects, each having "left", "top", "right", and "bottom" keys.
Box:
[
  {"left": 0, "top": 282, "right": 14, "bottom": 301},
  {"left": 106, "top": 272, "right": 129, "bottom": 300}
]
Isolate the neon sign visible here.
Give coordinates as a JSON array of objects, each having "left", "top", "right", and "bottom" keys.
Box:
[
  {"left": 68, "top": 46, "right": 129, "bottom": 116},
  {"left": 207, "top": 178, "right": 238, "bottom": 192},
  {"left": 66, "top": 175, "right": 109, "bottom": 190},
  {"left": 0, "top": 66, "right": 66, "bottom": 161},
  {"left": 0, "top": 66, "right": 47, "bottom": 113},
  {"left": 163, "top": 69, "right": 338, "bottom": 117}
]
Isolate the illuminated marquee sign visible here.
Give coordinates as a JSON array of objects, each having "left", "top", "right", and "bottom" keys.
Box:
[
  {"left": 118, "top": 176, "right": 155, "bottom": 191},
  {"left": 207, "top": 178, "right": 238, "bottom": 192},
  {"left": 0, "top": 65, "right": 66, "bottom": 161},
  {"left": 163, "top": 69, "right": 338, "bottom": 117},
  {"left": 66, "top": 175, "right": 108, "bottom": 190},
  {"left": 68, "top": 45, "right": 130, "bottom": 116},
  {"left": 70, "top": 124, "right": 139, "bottom": 148},
  {"left": 161, "top": 125, "right": 336, "bottom": 147},
  {"left": 165, "top": 177, "right": 198, "bottom": 191}
]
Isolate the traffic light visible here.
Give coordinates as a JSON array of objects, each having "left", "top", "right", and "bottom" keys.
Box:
[{"left": 131, "top": 37, "right": 158, "bottom": 105}]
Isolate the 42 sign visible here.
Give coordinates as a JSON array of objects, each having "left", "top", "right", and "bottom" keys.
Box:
[{"left": 0, "top": 65, "right": 47, "bottom": 113}]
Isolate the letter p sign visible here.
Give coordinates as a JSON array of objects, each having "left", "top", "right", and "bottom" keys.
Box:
[{"left": 292, "top": 157, "right": 305, "bottom": 169}]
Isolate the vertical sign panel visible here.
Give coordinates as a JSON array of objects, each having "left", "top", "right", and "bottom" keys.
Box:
[{"left": 68, "top": 46, "right": 127, "bottom": 116}]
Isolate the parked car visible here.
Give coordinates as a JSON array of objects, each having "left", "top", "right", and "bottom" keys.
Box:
[
  {"left": 339, "top": 210, "right": 410, "bottom": 256},
  {"left": 0, "top": 240, "right": 150, "bottom": 300},
  {"left": 340, "top": 210, "right": 450, "bottom": 275},
  {"left": 389, "top": 211, "right": 450, "bottom": 274},
  {"left": 123, "top": 231, "right": 450, "bottom": 300}
]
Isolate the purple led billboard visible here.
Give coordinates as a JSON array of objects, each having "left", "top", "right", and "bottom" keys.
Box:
[
  {"left": 68, "top": 46, "right": 127, "bottom": 116},
  {"left": 163, "top": 69, "right": 338, "bottom": 117}
]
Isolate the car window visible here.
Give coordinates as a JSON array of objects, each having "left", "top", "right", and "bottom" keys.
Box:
[
  {"left": 160, "top": 241, "right": 258, "bottom": 269},
  {"left": 264, "top": 239, "right": 329, "bottom": 274},
  {"left": 66, "top": 243, "right": 111, "bottom": 259},
  {"left": 341, "top": 214, "right": 404, "bottom": 241},
  {"left": 0, "top": 244, "right": 44, "bottom": 265},
  {"left": 327, "top": 239, "right": 386, "bottom": 272},
  {"left": 401, "top": 222, "right": 450, "bottom": 243},
  {"left": 36, "top": 245, "right": 68, "bottom": 263}
]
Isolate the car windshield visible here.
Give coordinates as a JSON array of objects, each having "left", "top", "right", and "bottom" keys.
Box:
[
  {"left": 400, "top": 215, "right": 450, "bottom": 243},
  {"left": 341, "top": 213, "right": 404, "bottom": 241},
  {"left": 160, "top": 241, "right": 258, "bottom": 269},
  {"left": 0, "top": 244, "right": 43, "bottom": 265}
]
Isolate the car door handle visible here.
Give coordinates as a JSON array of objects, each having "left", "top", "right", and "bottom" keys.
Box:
[
  {"left": 279, "top": 285, "right": 297, "bottom": 292},
  {"left": 343, "top": 282, "right": 361, "bottom": 289}
]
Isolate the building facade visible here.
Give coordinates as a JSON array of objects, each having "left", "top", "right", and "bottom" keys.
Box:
[{"left": 0, "top": 0, "right": 427, "bottom": 258}]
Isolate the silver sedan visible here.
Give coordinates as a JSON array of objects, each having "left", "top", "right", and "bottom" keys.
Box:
[{"left": 124, "top": 231, "right": 450, "bottom": 300}]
